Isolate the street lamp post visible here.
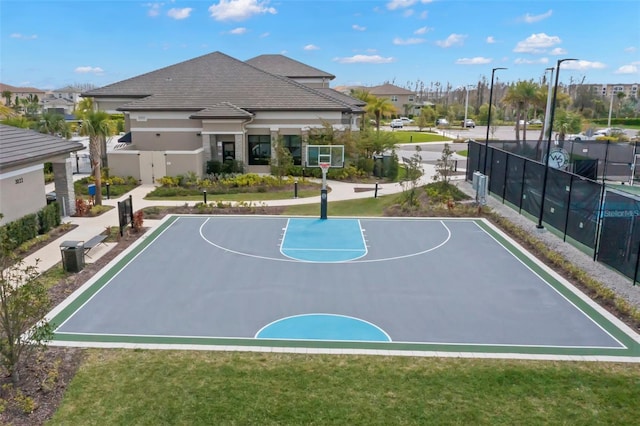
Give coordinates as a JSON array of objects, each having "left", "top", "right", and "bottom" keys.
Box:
[
  {"left": 537, "top": 58, "right": 578, "bottom": 229},
  {"left": 463, "top": 85, "right": 473, "bottom": 128},
  {"left": 541, "top": 67, "right": 554, "bottom": 160},
  {"left": 607, "top": 89, "right": 614, "bottom": 127},
  {"left": 482, "top": 67, "right": 507, "bottom": 174}
]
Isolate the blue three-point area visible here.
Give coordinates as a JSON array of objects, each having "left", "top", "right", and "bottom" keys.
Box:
[{"left": 281, "top": 218, "right": 367, "bottom": 262}]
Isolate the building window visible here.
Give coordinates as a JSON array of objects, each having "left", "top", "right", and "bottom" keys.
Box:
[
  {"left": 222, "top": 142, "right": 235, "bottom": 161},
  {"left": 248, "top": 135, "right": 271, "bottom": 165},
  {"left": 282, "top": 135, "right": 302, "bottom": 165},
  {"left": 408, "top": 96, "right": 414, "bottom": 102},
  {"left": 390, "top": 96, "right": 398, "bottom": 102}
]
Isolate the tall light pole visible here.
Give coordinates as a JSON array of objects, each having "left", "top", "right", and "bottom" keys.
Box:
[
  {"left": 537, "top": 58, "right": 578, "bottom": 229},
  {"left": 463, "top": 84, "right": 474, "bottom": 128},
  {"left": 607, "top": 87, "right": 614, "bottom": 127},
  {"left": 542, "top": 67, "right": 554, "bottom": 160},
  {"left": 482, "top": 67, "right": 507, "bottom": 174}
]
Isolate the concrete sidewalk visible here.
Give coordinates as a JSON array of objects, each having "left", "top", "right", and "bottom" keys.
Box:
[{"left": 22, "top": 161, "right": 453, "bottom": 275}]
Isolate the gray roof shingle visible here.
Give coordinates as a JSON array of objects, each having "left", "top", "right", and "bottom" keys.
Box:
[
  {"left": 245, "top": 54, "right": 335, "bottom": 79},
  {"left": 0, "top": 125, "right": 84, "bottom": 169},
  {"left": 85, "top": 52, "right": 351, "bottom": 113}
]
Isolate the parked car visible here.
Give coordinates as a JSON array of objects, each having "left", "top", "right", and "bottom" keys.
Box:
[
  {"left": 528, "top": 119, "right": 543, "bottom": 125},
  {"left": 565, "top": 133, "right": 591, "bottom": 142},
  {"left": 436, "top": 118, "right": 449, "bottom": 126},
  {"left": 390, "top": 119, "right": 404, "bottom": 129},
  {"left": 400, "top": 117, "right": 414, "bottom": 124},
  {"left": 46, "top": 191, "right": 56, "bottom": 204},
  {"left": 461, "top": 119, "right": 475, "bottom": 128},
  {"left": 594, "top": 127, "right": 624, "bottom": 137}
]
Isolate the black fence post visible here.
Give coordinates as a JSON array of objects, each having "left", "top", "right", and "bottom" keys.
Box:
[
  {"left": 563, "top": 175, "right": 574, "bottom": 242},
  {"left": 374, "top": 181, "right": 379, "bottom": 198},
  {"left": 203, "top": 189, "right": 207, "bottom": 204}
]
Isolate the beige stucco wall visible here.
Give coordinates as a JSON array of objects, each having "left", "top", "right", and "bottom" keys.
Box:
[
  {"left": 130, "top": 131, "right": 202, "bottom": 151},
  {"left": 107, "top": 151, "right": 141, "bottom": 181},
  {"left": 0, "top": 164, "right": 46, "bottom": 225},
  {"left": 166, "top": 150, "right": 204, "bottom": 178}
]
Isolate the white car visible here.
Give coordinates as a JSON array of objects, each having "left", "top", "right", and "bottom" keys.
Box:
[
  {"left": 565, "top": 133, "right": 590, "bottom": 142},
  {"left": 436, "top": 118, "right": 449, "bottom": 126},
  {"left": 400, "top": 117, "right": 414, "bottom": 124},
  {"left": 390, "top": 119, "right": 404, "bottom": 129},
  {"left": 594, "top": 127, "right": 624, "bottom": 137}
]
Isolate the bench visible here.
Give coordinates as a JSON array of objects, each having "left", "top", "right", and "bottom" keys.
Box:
[{"left": 83, "top": 234, "right": 108, "bottom": 258}]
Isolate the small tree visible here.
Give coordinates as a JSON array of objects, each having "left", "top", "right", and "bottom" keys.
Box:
[
  {"left": 400, "top": 146, "right": 423, "bottom": 207},
  {"left": 272, "top": 135, "right": 294, "bottom": 183},
  {"left": 0, "top": 248, "right": 53, "bottom": 384},
  {"left": 433, "top": 143, "right": 455, "bottom": 184}
]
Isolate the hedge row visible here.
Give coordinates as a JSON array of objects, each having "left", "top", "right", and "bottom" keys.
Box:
[
  {"left": 591, "top": 118, "right": 640, "bottom": 126},
  {"left": 0, "top": 202, "right": 61, "bottom": 252}
]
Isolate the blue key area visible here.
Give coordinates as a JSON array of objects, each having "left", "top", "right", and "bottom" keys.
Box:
[
  {"left": 256, "top": 314, "right": 391, "bottom": 342},
  {"left": 281, "top": 218, "right": 367, "bottom": 262}
]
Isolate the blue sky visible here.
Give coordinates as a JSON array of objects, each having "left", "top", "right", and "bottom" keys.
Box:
[{"left": 1, "top": 0, "right": 639, "bottom": 91}]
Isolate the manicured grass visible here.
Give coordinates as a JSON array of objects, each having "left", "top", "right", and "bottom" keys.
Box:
[
  {"left": 49, "top": 350, "right": 640, "bottom": 425},
  {"left": 283, "top": 191, "right": 401, "bottom": 216},
  {"left": 145, "top": 188, "right": 318, "bottom": 202},
  {"left": 391, "top": 131, "right": 452, "bottom": 143}
]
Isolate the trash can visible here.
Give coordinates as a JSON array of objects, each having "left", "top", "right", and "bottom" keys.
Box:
[{"left": 60, "top": 241, "right": 85, "bottom": 272}]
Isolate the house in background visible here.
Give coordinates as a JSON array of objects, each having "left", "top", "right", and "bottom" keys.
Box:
[
  {"left": 0, "top": 124, "right": 83, "bottom": 224},
  {"left": 335, "top": 83, "right": 418, "bottom": 117},
  {"left": 84, "top": 51, "right": 364, "bottom": 183},
  {"left": 0, "top": 83, "right": 47, "bottom": 108}
]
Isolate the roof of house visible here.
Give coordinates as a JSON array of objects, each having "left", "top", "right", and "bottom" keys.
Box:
[
  {"left": 245, "top": 54, "right": 335, "bottom": 80},
  {"left": 0, "top": 124, "right": 84, "bottom": 169},
  {"left": 0, "top": 83, "right": 46, "bottom": 94},
  {"left": 84, "top": 52, "right": 353, "bottom": 114},
  {"left": 368, "top": 83, "right": 415, "bottom": 96}
]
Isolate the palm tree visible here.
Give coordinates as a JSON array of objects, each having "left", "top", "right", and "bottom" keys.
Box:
[
  {"left": 503, "top": 80, "right": 538, "bottom": 143},
  {"left": 39, "top": 112, "right": 70, "bottom": 138},
  {"left": 80, "top": 110, "right": 113, "bottom": 206},
  {"left": 366, "top": 96, "right": 397, "bottom": 131},
  {"left": 1, "top": 90, "right": 12, "bottom": 107}
]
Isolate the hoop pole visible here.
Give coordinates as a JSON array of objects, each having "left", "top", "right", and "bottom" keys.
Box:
[{"left": 320, "top": 163, "right": 329, "bottom": 219}]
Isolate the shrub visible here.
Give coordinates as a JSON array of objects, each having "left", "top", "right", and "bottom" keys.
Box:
[{"left": 132, "top": 210, "right": 144, "bottom": 232}]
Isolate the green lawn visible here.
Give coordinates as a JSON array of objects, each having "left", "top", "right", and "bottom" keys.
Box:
[
  {"left": 50, "top": 350, "right": 640, "bottom": 425},
  {"left": 391, "top": 131, "right": 452, "bottom": 143},
  {"left": 283, "top": 191, "right": 400, "bottom": 216}
]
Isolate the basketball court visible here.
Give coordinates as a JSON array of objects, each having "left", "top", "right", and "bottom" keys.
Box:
[{"left": 46, "top": 215, "right": 640, "bottom": 361}]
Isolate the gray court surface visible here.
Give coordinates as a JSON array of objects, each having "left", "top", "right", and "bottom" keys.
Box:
[{"left": 49, "top": 216, "right": 640, "bottom": 360}]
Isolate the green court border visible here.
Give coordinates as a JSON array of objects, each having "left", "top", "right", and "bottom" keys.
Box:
[{"left": 48, "top": 215, "right": 640, "bottom": 359}]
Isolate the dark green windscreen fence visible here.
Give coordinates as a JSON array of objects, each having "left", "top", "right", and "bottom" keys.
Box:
[{"left": 467, "top": 140, "right": 639, "bottom": 284}]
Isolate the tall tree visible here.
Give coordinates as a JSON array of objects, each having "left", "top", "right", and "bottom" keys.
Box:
[
  {"left": 365, "top": 96, "right": 397, "bottom": 131},
  {"left": 503, "top": 80, "right": 538, "bottom": 142},
  {"left": 80, "top": 110, "right": 113, "bottom": 205}
]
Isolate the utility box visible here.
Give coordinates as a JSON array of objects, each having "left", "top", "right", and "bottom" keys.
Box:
[
  {"left": 60, "top": 241, "right": 85, "bottom": 273},
  {"left": 87, "top": 184, "right": 96, "bottom": 196}
]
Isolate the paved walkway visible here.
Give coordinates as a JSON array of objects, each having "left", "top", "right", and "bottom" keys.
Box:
[{"left": 25, "top": 160, "right": 453, "bottom": 275}]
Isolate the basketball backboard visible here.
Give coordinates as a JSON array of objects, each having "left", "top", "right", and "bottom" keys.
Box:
[{"left": 305, "top": 145, "right": 344, "bottom": 168}]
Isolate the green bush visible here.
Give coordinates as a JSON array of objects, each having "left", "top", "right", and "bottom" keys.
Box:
[
  {"left": 0, "top": 203, "right": 61, "bottom": 252},
  {"left": 37, "top": 202, "right": 61, "bottom": 234}
]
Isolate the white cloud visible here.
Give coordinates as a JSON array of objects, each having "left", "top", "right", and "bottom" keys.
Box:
[
  {"left": 549, "top": 47, "right": 567, "bottom": 55},
  {"left": 435, "top": 34, "right": 466, "bottom": 48},
  {"left": 513, "top": 33, "right": 561, "bottom": 53},
  {"left": 167, "top": 8, "right": 192, "bottom": 20},
  {"left": 260, "top": 32, "right": 270, "bottom": 38},
  {"left": 614, "top": 64, "right": 639, "bottom": 74},
  {"left": 624, "top": 46, "right": 637, "bottom": 53},
  {"left": 75, "top": 66, "right": 104, "bottom": 74},
  {"left": 393, "top": 37, "right": 425, "bottom": 45},
  {"left": 414, "top": 26, "right": 431, "bottom": 35},
  {"left": 456, "top": 57, "right": 492, "bottom": 65},
  {"left": 146, "top": 2, "right": 163, "bottom": 17},
  {"left": 10, "top": 33, "right": 37, "bottom": 40},
  {"left": 561, "top": 60, "right": 606, "bottom": 71},
  {"left": 486, "top": 36, "right": 496, "bottom": 44},
  {"left": 523, "top": 9, "right": 553, "bottom": 23},
  {"left": 304, "top": 44, "right": 319, "bottom": 51},
  {"left": 386, "top": 0, "right": 432, "bottom": 11},
  {"left": 209, "top": 0, "right": 276, "bottom": 21},
  {"left": 333, "top": 55, "right": 395, "bottom": 64},
  {"left": 352, "top": 24, "right": 366, "bottom": 31},
  {"left": 229, "top": 27, "right": 247, "bottom": 35},
  {"left": 514, "top": 57, "right": 549, "bottom": 65}
]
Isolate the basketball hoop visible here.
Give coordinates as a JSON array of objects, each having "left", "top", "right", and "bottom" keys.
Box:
[{"left": 319, "top": 162, "right": 330, "bottom": 173}]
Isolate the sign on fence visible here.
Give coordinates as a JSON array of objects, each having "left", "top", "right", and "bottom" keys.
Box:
[{"left": 118, "top": 195, "right": 133, "bottom": 236}]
